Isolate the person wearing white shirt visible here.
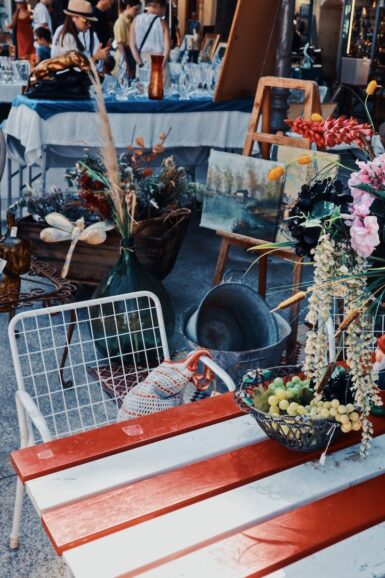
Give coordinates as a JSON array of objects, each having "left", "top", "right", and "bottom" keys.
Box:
[
  {"left": 130, "top": 0, "right": 171, "bottom": 86},
  {"left": 33, "top": 0, "right": 52, "bottom": 31},
  {"left": 51, "top": 0, "right": 110, "bottom": 62}
]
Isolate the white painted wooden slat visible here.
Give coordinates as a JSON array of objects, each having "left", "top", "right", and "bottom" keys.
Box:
[
  {"left": 266, "top": 522, "right": 385, "bottom": 578},
  {"left": 63, "top": 435, "right": 385, "bottom": 578},
  {"left": 136, "top": 521, "right": 385, "bottom": 578},
  {"left": 26, "top": 415, "right": 264, "bottom": 512}
]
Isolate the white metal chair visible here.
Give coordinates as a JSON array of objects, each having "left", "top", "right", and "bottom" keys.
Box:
[{"left": 8, "top": 290, "right": 235, "bottom": 549}]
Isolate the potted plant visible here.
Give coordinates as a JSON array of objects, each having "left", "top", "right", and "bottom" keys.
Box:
[{"left": 13, "top": 142, "right": 195, "bottom": 283}]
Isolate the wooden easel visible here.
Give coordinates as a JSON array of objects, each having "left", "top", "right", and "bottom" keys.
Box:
[{"left": 213, "top": 77, "right": 322, "bottom": 363}]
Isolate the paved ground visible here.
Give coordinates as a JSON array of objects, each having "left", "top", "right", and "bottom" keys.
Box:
[{"left": 0, "top": 199, "right": 306, "bottom": 577}]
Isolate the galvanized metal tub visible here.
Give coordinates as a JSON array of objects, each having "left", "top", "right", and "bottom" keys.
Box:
[{"left": 182, "top": 305, "right": 292, "bottom": 385}]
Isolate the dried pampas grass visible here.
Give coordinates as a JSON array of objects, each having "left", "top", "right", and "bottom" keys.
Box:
[{"left": 88, "top": 60, "right": 128, "bottom": 236}]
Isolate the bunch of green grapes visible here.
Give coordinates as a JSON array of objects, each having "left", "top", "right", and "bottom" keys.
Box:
[
  {"left": 308, "top": 398, "right": 361, "bottom": 433},
  {"left": 260, "top": 376, "right": 361, "bottom": 434}
]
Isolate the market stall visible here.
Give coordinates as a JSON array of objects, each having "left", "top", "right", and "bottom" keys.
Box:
[{"left": 3, "top": 93, "right": 253, "bottom": 196}]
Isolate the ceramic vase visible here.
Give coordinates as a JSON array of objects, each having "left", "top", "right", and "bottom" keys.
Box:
[{"left": 148, "top": 54, "right": 164, "bottom": 100}]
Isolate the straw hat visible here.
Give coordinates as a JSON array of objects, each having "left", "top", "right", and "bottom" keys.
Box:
[{"left": 64, "top": 0, "right": 98, "bottom": 21}]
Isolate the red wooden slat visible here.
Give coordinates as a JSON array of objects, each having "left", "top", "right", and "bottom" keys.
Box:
[
  {"left": 128, "top": 472, "right": 385, "bottom": 578},
  {"left": 42, "top": 417, "right": 385, "bottom": 555},
  {"left": 10, "top": 393, "right": 242, "bottom": 483}
]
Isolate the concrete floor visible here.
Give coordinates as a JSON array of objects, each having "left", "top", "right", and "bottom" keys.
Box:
[{"left": 0, "top": 201, "right": 306, "bottom": 577}]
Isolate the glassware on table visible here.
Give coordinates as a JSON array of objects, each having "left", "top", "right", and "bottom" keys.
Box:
[
  {"left": 0, "top": 57, "right": 15, "bottom": 83},
  {"left": 102, "top": 73, "right": 119, "bottom": 97},
  {"left": 178, "top": 69, "right": 190, "bottom": 98},
  {"left": 116, "top": 68, "right": 130, "bottom": 100},
  {"left": 137, "top": 62, "right": 150, "bottom": 84},
  {"left": 12, "top": 60, "right": 30, "bottom": 84}
]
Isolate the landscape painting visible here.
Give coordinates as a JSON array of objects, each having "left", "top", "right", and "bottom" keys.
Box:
[
  {"left": 201, "top": 150, "right": 284, "bottom": 242},
  {"left": 275, "top": 146, "right": 340, "bottom": 243}
]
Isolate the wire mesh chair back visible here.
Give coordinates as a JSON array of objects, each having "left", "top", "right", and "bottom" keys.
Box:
[{"left": 8, "top": 291, "right": 170, "bottom": 441}]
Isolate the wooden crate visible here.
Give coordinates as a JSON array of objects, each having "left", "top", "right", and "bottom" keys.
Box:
[{"left": 17, "top": 210, "right": 191, "bottom": 285}]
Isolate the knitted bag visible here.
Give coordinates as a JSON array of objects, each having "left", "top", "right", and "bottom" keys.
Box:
[{"left": 117, "top": 350, "right": 214, "bottom": 421}]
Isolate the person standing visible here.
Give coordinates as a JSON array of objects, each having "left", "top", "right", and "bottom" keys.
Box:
[
  {"left": 34, "top": 26, "right": 51, "bottom": 63},
  {"left": 93, "top": 0, "right": 114, "bottom": 47},
  {"left": 51, "top": 0, "right": 109, "bottom": 62},
  {"left": 33, "top": 0, "right": 53, "bottom": 32},
  {"left": 113, "top": 0, "right": 141, "bottom": 78},
  {"left": 129, "top": 0, "right": 170, "bottom": 86},
  {"left": 7, "top": 0, "right": 34, "bottom": 61},
  {"left": 165, "top": 2, "right": 180, "bottom": 49}
]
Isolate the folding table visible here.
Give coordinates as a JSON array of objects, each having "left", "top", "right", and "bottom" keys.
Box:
[
  {"left": 10, "top": 393, "right": 385, "bottom": 577},
  {"left": 3, "top": 94, "right": 253, "bottom": 207}
]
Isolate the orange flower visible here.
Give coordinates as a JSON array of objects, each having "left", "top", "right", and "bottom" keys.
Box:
[
  {"left": 268, "top": 166, "right": 285, "bottom": 181},
  {"left": 297, "top": 155, "right": 312, "bottom": 165},
  {"left": 366, "top": 80, "right": 377, "bottom": 96},
  {"left": 153, "top": 144, "right": 165, "bottom": 154},
  {"left": 311, "top": 113, "right": 323, "bottom": 122}
]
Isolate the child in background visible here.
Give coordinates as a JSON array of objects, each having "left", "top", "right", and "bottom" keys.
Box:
[{"left": 34, "top": 26, "right": 51, "bottom": 63}]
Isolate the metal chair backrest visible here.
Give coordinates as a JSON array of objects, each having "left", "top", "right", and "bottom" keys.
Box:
[
  {"left": 0, "top": 127, "right": 5, "bottom": 184},
  {"left": 8, "top": 291, "right": 170, "bottom": 441}
]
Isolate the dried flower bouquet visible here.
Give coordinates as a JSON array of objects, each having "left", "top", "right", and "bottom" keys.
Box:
[{"left": 254, "top": 82, "right": 385, "bottom": 456}]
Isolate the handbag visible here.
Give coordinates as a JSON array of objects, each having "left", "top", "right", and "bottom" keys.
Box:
[
  {"left": 25, "top": 51, "right": 92, "bottom": 100},
  {"left": 117, "top": 350, "right": 215, "bottom": 421}
]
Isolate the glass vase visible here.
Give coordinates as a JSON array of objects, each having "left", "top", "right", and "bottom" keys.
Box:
[
  {"left": 91, "top": 237, "right": 175, "bottom": 365},
  {"left": 0, "top": 269, "right": 21, "bottom": 313},
  {"left": 148, "top": 54, "right": 164, "bottom": 100}
]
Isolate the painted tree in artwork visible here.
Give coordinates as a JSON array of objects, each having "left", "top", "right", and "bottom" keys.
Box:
[
  {"left": 234, "top": 171, "right": 244, "bottom": 192},
  {"left": 207, "top": 166, "right": 222, "bottom": 193},
  {"left": 222, "top": 168, "right": 234, "bottom": 195},
  {"left": 246, "top": 167, "right": 259, "bottom": 197}
]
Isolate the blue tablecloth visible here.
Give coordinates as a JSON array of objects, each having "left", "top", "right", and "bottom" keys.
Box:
[{"left": 12, "top": 94, "right": 254, "bottom": 121}]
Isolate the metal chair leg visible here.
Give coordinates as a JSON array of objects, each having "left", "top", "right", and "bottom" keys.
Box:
[{"left": 9, "top": 477, "right": 24, "bottom": 549}]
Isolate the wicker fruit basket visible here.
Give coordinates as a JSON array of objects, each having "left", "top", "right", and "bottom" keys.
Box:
[{"left": 234, "top": 366, "right": 340, "bottom": 452}]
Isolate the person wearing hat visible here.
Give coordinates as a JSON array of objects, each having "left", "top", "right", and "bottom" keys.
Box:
[
  {"left": 7, "top": 0, "right": 34, "bottom": 61},
  {"left": 51, "top": 0, "right": 110, "bottom": 62}
]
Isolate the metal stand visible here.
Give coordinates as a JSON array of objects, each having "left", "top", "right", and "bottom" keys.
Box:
[{"left": 271, "top": 0, "right": 295, "bottom": 133}]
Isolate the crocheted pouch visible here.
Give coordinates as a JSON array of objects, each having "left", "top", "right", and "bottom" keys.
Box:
[{"left": 117, "top": 349, "right": 214, "bottom": 421}]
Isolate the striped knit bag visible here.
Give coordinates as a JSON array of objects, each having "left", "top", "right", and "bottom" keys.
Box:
[{"left": 117, "top": 350, "right": 214, "bottom": 421}]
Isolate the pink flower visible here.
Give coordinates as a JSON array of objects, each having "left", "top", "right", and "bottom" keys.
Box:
[
  {"left": 349, "top": 155, "right": 385, "bottom": 197},
  {"left": 350, "top": 216, "right": 380, "bottom": 258},
  {"left": 351, "top": 192, "right": 375, "bottom": 217}
]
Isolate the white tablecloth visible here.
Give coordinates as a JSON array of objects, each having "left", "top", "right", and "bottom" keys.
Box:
[
  {"left": 4, "top": 103, "right": 251, "bottom": 166},
  {"left": 0, "top": 83, "right": 25, "bottom": 103}
]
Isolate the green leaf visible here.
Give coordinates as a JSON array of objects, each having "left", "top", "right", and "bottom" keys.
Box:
[
  {"left": 311, "top": 200, "right": 335, "bottom": 219},
  {"left": 330, "top": 206, "right": 342, "bottom": 220},
  {"left": 302, "top": 218, "right": 322, "bottom": 228},
  {"left": 353, "top": 183, "right": 378, "bottom": 194}
]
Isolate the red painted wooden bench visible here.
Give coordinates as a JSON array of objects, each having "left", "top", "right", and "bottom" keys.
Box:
[{"left": 11, "top": 392, "right": 385, "bottom": 577}]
